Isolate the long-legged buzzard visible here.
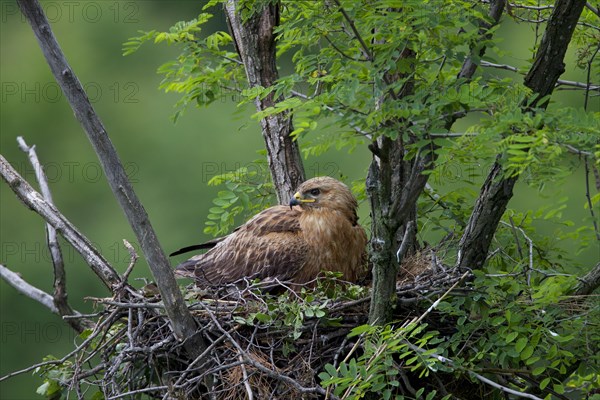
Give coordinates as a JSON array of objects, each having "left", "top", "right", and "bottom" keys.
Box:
[{"left": 171, "top": 177, "right": 367, "bottom": 286}]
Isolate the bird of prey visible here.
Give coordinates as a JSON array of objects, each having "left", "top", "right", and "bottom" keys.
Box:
[{"left": 171, "top": 176, "right": 368, "bottom": 287}]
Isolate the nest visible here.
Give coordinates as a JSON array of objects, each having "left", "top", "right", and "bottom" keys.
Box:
[{"left": 54, "top": 255, "right": 469, "bottom": 400}]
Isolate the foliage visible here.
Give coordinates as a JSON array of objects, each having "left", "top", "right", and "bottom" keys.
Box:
[
  {"left": 203, "top": 154, "right": 275, "bottom": 236},
  {"left": 319, "top": 322, "right": 450, "bottom": 400}
]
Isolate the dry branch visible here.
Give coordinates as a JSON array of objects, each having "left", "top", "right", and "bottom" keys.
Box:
[
  {"left": 0, "top": 264, "right": 58, "bottom": 314},
  {"left": 0, "top": 155, "right": 120, "bottom": 288},
  {"left": 0, "top": 263, "right": 471, "bottom": 399},
  {"left": 16, "top": 136, "right": 90, "bottom": 332},
  {"left": 15, "top": 0, "right": 206, "bottom": 355}
]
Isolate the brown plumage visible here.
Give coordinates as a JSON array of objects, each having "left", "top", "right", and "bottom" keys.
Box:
[{"left": 173, "top": 176, "right": 368, "bottom": 287}]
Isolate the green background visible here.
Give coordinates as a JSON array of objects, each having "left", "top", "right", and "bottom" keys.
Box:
[{"left": 0, "top": 1, "right": 597, "bottom": 398}]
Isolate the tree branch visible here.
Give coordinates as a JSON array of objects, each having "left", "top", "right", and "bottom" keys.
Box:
[
  {"left": 16, "top": 136, "right": 89, "bottom": 333},
  {"left": 524, "top": 0, "right": 588, "bottom": 106},
  {"left": 0, "top": 155, "right": 121, "bottom": 288},
  {"left": 458, "top": 0, "right": 587, "bottom": 270},
  {"left": 573, "top": 261, "right": 600, "bottom": 296},
  {"left": 0, "top": 264, "right": 58, "bottom": 314},
  {"left": 15, "top": 0, "right": 205, "bottom": 354},
  {"left": 224, "top": 0, "right": 305, "bottom": 203}
]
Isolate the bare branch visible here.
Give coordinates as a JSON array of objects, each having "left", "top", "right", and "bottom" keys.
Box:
[
  {"left": 0, "top": 155, "right": 121, "bottom": 288},
  {"left": 16, "top": 136, "right": 89, "bottom": 332},
  {"left": 480, "top": 61, "right": 599, "bottom": 90},
  {"left": 586, "top": 2, "right": 599, "bottom": 17},
  {"left": 0, "top": 264, "right": 58, "bottom": 314},
  {"left": 16, "top": 0, "right": 206, "bottom": 355}
]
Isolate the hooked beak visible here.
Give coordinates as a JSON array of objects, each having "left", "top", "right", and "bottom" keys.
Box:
[{"left": 289, "top": 191, "right": 315, "bottom": 209}]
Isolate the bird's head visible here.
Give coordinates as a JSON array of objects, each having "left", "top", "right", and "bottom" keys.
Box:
[{"left": 289, "top": 176, "right": 358, "bottom": 221}]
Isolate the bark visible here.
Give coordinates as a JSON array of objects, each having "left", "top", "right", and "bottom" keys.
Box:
[
  {"left": 224, "top": 0, "right": 305, "bottom": 203},
  {"left": 16, "top": 0, "right": 206, "bottom": 356},
  {"left": 457, "top": 0, "right": 587, "bottom": 270},
  {"left": 524, "top": 0, "right": 588, "bottom": 106},
  {"left": 573, "top": 261, "right": 600, "bottom": 296},
  {"left": 367, "top": 135, "right": 426, "bottom": 324}
]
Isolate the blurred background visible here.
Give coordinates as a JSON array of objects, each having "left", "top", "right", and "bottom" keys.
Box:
[{"left": 0, "top": 1, "right": 597, "bottom": 398}]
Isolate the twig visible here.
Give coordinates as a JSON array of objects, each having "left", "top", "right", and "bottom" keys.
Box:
[
  {"left": 331, "top": 0, "right": 373, "bottom": 62},
  {"left": 410, "top": 271, "right": 470, "bottom": 327},
  {"left": 480, "top": 61, "right": 599, "bottom": 90},
  {"left": 0, "top": 264, "right": 58, "bottom": 314},
  {"left": 114, "top": 239, "right": 139, "bottom": 294},
  {"left": 396, "top": 221, "right": 415, "bottom": 263},
  {"left": 238, "top": 354, "right": 254, "bottom": 400},
  {"left": 17, "top": 136, "right": 89, "bottom": 332},
  {"left": 587, "top": 1, "right": 600, "bottom": 17},
  {"left": 584, "top": 158, "right": 600, "bottom": 241},
  {"left": 404, "top": 339, "right": 544, "bottom": 400},
  {"left": 0, "top": 155, "right": 120, "bottom": 288},
  {"left": 195, "top": 301, "right": 333, "bottom": 398},
  {"left": 0, "top": 308, "right": 120, "bottom": 382}
]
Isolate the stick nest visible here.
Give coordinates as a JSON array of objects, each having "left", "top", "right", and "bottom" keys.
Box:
[{"left": 48, "top": 255, "right": 468, "bottom": 399}]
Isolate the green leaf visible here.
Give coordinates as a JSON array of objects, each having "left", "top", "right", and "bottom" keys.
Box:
[
  {"left": 324, "top": 363, "right": 338, "bottom": 378},
  {"left": 532, "top": 366, "right": 546, "bottom": 376},
  {"left": 505, "top": 331, "right": 519, "bottom": 344},
  {"left": 520, "top": 345, "right": 534, "bottom": 361},
  {"left": 540, "top": 377, "right": 551, "bottom": 390},
  {"left": 348, "top": 324, "right": 373, "bottom": 338},
  {"left": 515, "top": 337, "right": 528, "bottom": 352}
]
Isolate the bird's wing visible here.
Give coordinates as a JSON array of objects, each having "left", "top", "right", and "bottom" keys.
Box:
[{"left": 175, "top": 205, "right": 309, "bottom": 286}]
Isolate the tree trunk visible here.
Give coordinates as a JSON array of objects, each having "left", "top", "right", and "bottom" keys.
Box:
[
  {"left": 368, "top": 0, "right": 507, "bottom": 325},
  {"left": 457, "top": 0, "right": 587, "bottom": 271},
  {"left": 224, "top": 0, "right": 305, "bottom": 203}
]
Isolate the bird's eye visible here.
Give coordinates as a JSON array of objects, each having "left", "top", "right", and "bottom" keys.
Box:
[{"left": 309, "top": 188, "right": 320, "bottom": 196}]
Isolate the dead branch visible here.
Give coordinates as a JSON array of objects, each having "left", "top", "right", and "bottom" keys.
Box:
[
  {"left": 0, "top": 264, "right": 58, "bottom": 314},
  {"left": 15, "top": 0, "right": 206, "bottom": 356},
  {"left": 17, "top": 136, "right": 90, "bottom": 332},
  {"left": 0, "top": 155, "right": 120, "bottom": 288}
]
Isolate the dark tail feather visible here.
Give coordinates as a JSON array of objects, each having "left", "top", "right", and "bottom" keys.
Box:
[
  {"left": 169, "top": 244, "right": 211, "bottom": 257},
  {"left": 169, "top": 235, "right": 230, "bottom": 257}
]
